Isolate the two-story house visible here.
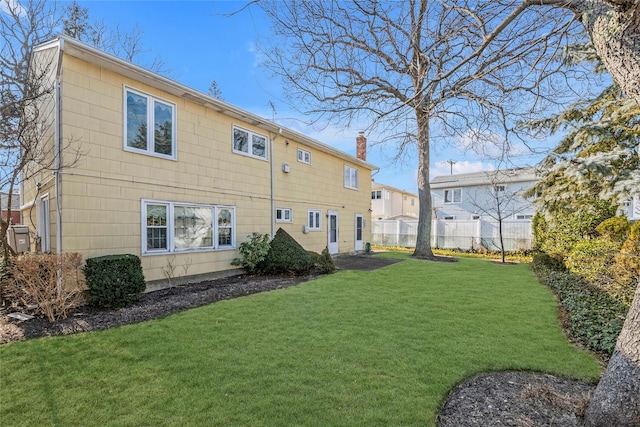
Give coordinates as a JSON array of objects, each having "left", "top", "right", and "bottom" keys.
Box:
[
  {"left": 370, "top": 182, "right": 419, "bottom": 220},
  {"left": 20, "top": 36, "right": 377, "bottom": 283},
  {"left": 430, "top": 167, "right": 537, "bottom": 251}
]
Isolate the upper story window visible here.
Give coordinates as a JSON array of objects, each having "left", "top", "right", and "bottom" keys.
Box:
[
  {"left": 233, "top": 126, "right": 268, "bottom": 160},
  {"left": 125, "top": 88, "right": 176, "bottom": 159},
  {"left": 297, "top": 148, "right": 311, "bottom": 164},
  {"left": 371, "top": 190, "right": 382, "bottom": 200},
  {"left": 444, "top": 188, "right": 462, "bottom": 204},
  {"left": 344, "top": 165, "right": 359, "bottom": 190}
]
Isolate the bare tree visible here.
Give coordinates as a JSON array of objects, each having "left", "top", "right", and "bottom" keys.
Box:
[
  {"left": 62, "top": 1, "right": 169, "bottom": 75},
  {"left": 1, "top": 0, "right": 61, "bottom": 257},
  {"left": 256, "top": 0, "right": 587, "bottom": 260},
  {"left": 466, "top": 170, "right": 532, "bottom": 263}
]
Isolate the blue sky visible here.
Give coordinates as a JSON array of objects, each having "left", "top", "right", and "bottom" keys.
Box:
[{"left": 65, "top": 0, "right": 553, "bottom": 194}]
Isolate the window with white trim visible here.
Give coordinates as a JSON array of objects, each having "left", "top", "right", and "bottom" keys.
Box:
[
  {"left": 308, "top": 209, "right": 321, "bottom": 231},
  {"left": 344, "top": 165, "right": 358, "bottom": 189},
  {"left": 515, "top": 214, "right": 533, "bottom": 220},
  {"left": 142, "top": 200, "right": 235, "bottom": 254},
  {"left": 233, "top": 125, "right": 268, "bottom": 160},
  {"left": 276, "top": 207, "right": 292, "bottom": 222},
  {"left": 371, "top": 190, "right": 382, "bottom": 200},
  {"left": 444, "top": 188, "right": 462, "bottom": 203},
  {"left": 297, "top": 148, "right": 311, "bottom": 164},
  {"left": 125, "top": 88, "right": 176, "bottom": 159}
]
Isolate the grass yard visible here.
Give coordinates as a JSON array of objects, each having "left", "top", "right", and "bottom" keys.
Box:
[{"left": 0, "top": 254, "right": 600, "bottom": 426}]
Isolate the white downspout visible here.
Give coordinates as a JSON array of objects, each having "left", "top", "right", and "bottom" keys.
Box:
[
  {"left": 269, "top": 128, "right": 282, "bottom": 238},
  {"left": 54, "top": 82, "right": 61, "bottom": 253},
  {"left": 54, "top": 41, "right": 64, "bottom": 254}
]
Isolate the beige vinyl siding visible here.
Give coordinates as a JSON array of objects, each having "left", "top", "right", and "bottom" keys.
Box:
[
  {"left": 25, "top": 40, "right": 374, "bottom": 282},
  {"left": 58, "top": 54, "right": 273, "bottom": 280}
]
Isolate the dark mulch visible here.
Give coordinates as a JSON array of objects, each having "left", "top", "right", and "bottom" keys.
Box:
[
  {"left": 438, "top": 371, "right": 595, "bottom": 427},
  {"left": 0, "top": 255, "right": 598, "bottom": 426},
  {"left": 333, "top": 254, "right": 404, "bottom": 270}
]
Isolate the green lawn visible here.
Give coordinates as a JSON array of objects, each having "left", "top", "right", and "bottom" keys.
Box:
[{"left": 0, "top": 254, "right": 600, "bottom": 426}]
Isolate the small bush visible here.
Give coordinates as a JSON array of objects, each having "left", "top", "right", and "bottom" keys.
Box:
[
  {"left": 84, "top": 254, "right": 146, "bottom": 309},
  {"left": 259, "top": 228, "right": 314, "bottom": 275},
  {"left": 595, "top": 216, "right": 630, "bottom": 243},
  {"left": 231, "top": 233, "right": 271, "bottom": 274},
  {"left": 531, "top": 251, "right": 566, "bottom": 272},
  {"left": 612, "top": 221, "right": 640, "bottom": 305},
  {"left": 566, "top": 239, "right": 619, "bottom": 285},
  {"left": 2, "top": 253, "right": 85, "bottom": 322},
  {"left": 311, "top": 247, "right": 336, "bottom": 274},
  {"left": 533, "top": 263, "right": 628, "bottom": 357}
]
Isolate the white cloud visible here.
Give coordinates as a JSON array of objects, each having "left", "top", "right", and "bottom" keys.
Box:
[{"left": 0, "top": 0, "right": 26, "bottom": 16}]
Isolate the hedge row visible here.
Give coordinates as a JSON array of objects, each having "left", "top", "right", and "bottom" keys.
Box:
[{"left": 532, "top": 255, "right": 629, "bottom": 357}]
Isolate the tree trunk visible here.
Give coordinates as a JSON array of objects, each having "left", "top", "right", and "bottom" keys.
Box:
[
  {"left": 556, "top": 0, "right": 640, "bottom": 108},
  {"left": 584, "top": 281, "right": 640, "bottom": 426},
  {"left": 412, "top": 108, "right": 434, "bottom": 259},
  {"left": 568, "top": 3, "right": 640, "bottom": 425}
]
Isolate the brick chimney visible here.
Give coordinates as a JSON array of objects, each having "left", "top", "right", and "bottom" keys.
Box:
[{"left": 356, "top": 132, "right": 367, "bottom": 161}]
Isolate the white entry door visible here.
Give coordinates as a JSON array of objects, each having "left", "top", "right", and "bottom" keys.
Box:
[
  {"left": 328, "top": 210, "right": 339, "bottom": 254},
  {"left": 354, "top": 213, "right": 363, "bottom": 251}
]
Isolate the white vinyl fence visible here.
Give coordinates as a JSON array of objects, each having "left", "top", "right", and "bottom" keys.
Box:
[{"left": 371, "top": 219, "right": 532, "bottom": 251}]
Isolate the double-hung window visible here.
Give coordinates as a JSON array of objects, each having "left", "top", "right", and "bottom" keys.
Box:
[
  {"left": 297, "top": 148, "right": 311, "bottom": 164},
  {"left": 444, "top": 188, "right": 462, "bottom": 204},
  {"left": 125, "top": 88, "right": 176, "bottom": 159},
  {"left": 344, "top": 165, "right": 358, "bottom": 190},
  {"left": 233, "top": 125, "right": 268, "bottom": 160},
  {"left": 308, "top": 209, "right": 321, "bottom": 231},
  {"left": 142, "top": 200, "right": 235, "bottom": 254}
]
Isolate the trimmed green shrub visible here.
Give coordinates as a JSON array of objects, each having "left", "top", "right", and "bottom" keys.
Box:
[
  {"left": 84, "top": 254, "right": 146, "bottom": 309},
  {"left": 595, "top": 216, "right": 630, "bottom": 243},
  {"left": 231, "top": 233, "right": 271, "bottom": 274},
  {"left": 566, "top": 239, "right": 620, "bottom": 285},
  {"left": 612, "top": 221, "right": 640, "bottom": 305},
  {"left": 311, "top": 247, "right": 336, "bottom": 274},
  {"left": 259, "top": 228, "right": 314, "bottom": 275},
  {"left": 533, "top": 263, "right": 629, "bottom": 357}
]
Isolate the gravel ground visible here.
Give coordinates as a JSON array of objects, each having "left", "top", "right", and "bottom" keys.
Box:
[{"left": 0, "top": 255, "right": 598, "bottom": 426}]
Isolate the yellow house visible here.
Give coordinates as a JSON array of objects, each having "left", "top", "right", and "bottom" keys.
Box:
[{"left": 21, "top": 36, "right": 376, "bottom": 283}]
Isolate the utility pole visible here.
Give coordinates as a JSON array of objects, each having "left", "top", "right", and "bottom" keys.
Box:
[{"left": 446, "top": 159, "right": 456, "bottom": 175}]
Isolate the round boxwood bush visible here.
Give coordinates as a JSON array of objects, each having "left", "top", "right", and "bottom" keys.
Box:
[{"left": 84, "top": 254, "right": 146, "bottom": 308}]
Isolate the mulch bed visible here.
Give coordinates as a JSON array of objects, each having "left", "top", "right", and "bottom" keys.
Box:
[{"left": 0, "top": 255, "right": 598, "bottom": 426}]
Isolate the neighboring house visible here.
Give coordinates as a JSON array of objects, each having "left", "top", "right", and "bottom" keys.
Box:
[
  {"left": 1, "top": 192, "right": 20, "bottom": 225},
  {"left": 429, "top": 167, "right": 537, "bottom": 251},
  {"left": 21, "top": 36, "right": 377, "bottom": 283},
  {"left": 620, "top": 196, "right": 640, "bottom": 222},
  {"left": 370, "top": 182, "right": 419, "bottom": 220},
  {"left": 430, "top": 167, "right": 537, "bottom": 220}
]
